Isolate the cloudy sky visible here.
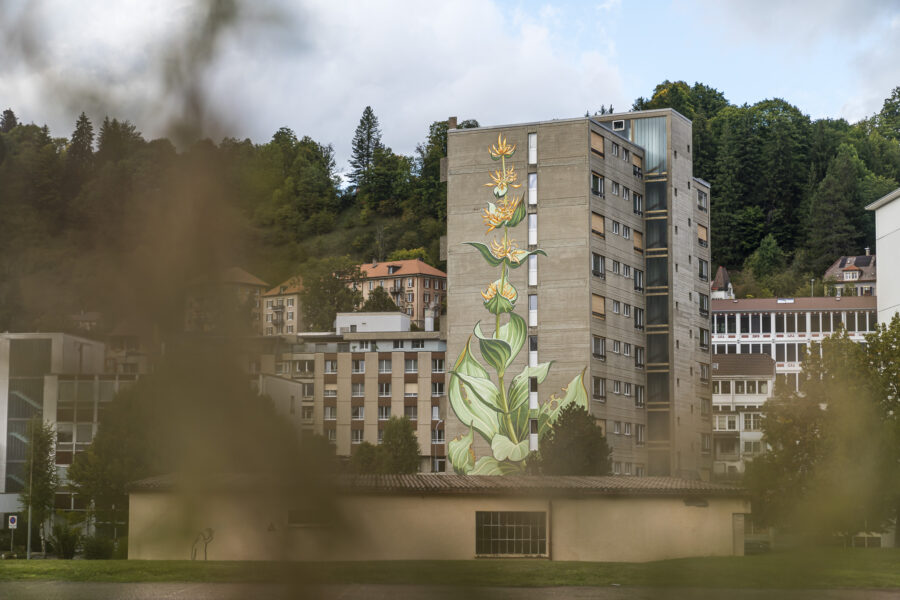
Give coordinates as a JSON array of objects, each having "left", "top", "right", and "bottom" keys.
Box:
[{"left": 2, "top": 0, "right": 898, "bottom": 174}]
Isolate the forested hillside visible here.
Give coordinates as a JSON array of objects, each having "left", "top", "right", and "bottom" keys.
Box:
[{"left": 0, "top": 83, "right": 898, "bottom": 332}]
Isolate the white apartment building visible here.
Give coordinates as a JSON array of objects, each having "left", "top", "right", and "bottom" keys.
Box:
[{"left": 867, "top": 186, "right": 900, "bottom": 324}]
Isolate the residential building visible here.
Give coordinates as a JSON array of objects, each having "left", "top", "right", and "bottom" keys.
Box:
[
  {"left": 262, "top": 277, "right": 304, "bottom": 336},
  {"left": 710, "top": 266, "right": 734, "bottom": 300},
  {"left": 866, "top": 186, "right": 900, "bottom": 323},
  {"left": 823, "top": 252, "right": 876, "bottom": 297},
  {"left": 0, "top": 333, "right": 137, "bottom": 518},
  {"left": 254, "top": 312, "right": 447, "bottom": 472},
  {"left": 711, "top": 354, "right": 774, "bottom": 479},
  {"left": 105, "top": 321, "right": 158, "bottom": 375},
  {"left": 357, "top": 259, "right": 447, "bottom": 329},
  {"left": 710, "top": 296, "right": 878, "bottom": 392},
  {"left": 446, "top": 109, "right": 713, "bottom": 479},
  {"left": 184, "top": 267, "right": 268, "bottom": 334}
]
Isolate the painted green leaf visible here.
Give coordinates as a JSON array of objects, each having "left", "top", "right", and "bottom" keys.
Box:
[
  {"left": 451, "top": 371, "right": 502, "bottom": 413},
  {"left": 469, "top": 456, "right": 524, "bottom": 476},
  {"left": 506, "top": 248, "right": 547, "bottom": 269},
  {"left": 448, "top": 337, "right": 500, "bottom": 442},
  {"left": 490, "top": 433, "right": 531, "bottom": 462},
  {"left": 448, "top": 426, "right": 475, "bottom": 474},
  {"left": 474, "top": 321, "right": 513, "bottom": 374},
  {"left": 537, "top": 368, "right": 589, "bottom": 439},
  {"left": 463, "top": 242, "right": 504, "bottom": 267},
  {"left": 506, "top": 198, "right": 526, "bottom": 228},
  {"left": 507, "top": 361, "right": 554, "bottom": 413},
  {"left": 482, "top": 279, "right": 517, "bottom": 315},
  {"left": 496, "top": 312, "right": 527, "bottom": 368}
]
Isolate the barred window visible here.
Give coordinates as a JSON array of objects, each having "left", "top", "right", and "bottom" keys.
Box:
[{"left": 475, "top": 511, "right": 547, "bottom": 556}]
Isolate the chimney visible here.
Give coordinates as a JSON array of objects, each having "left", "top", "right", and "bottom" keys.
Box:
[
  {"left": 372, "top": 257, "right": 377, "bottom": 266},
  {"left": 865, "top": 247, "right": 870, "bottom": 256},
  {"left": 448, "top": 116, "right": 457, "bottom": 129}
]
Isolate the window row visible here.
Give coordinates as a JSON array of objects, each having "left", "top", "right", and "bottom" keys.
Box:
[
  {"left": 713, "top": 412, "right": 762, "bottom": 432},
  {"left": 266, "top": 298, "right": 296, "bottom": 308},
  {"left": 590, "top": 212, "right": 644, "bottom": 252},
  {"left": 322, "top": 357, "right": 445, "bottom": 374},
  {"left": 611, "top": 462, "right": 644, "bottom": 476},
  {"left": 591, "top": 376, "right": 645, "bottom": 406},
  {"left": 591, "top": 295, "right": 645, "bottom": 329},
  {"left": 712, "top": 310, "right": 878, "bottom": 335},
  {"left": 323, "top": 404, "right": 426, "bottom": 423},
  {"left": 712, "top": 380, "right": 769, "bottom": 395},
  {"left": 590, "top": 254, "right": 644, "bottom": 289},
  {"left": 609, "top": 420, "right": 645, "bottom": 444}
]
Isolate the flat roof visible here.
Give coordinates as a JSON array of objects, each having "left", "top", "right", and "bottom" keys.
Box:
[
  {"left": 712, "top": 296, "right": 877, "bottom": 312},
  {"left": 448, "top": 115, "right": 643, "bottom": 149},
  {"left": 866, "top": 186, "right": 900, "bottom": 211},
  {"left": 130, "top": 473, "right": 745, "bottom": 498}
]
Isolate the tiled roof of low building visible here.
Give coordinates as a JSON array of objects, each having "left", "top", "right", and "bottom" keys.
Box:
[
  {"left": 711, "top": 354, "right": 775, "bottom": 378},
  {"left": 711, "top": 296, "right": 876, "bottom": 312},
  {"left": 711, "top": 266, "right": 731, "bottom": 291},
  {"left": 264, "top": 276, "right": 304, "bottom": 297},
  {"left": 130, "top": 473, "right": 745, "bottom": 497},
  {"left": 359, "top": 258, "right": 447, "bottom": 279},
  {"left": 190, "top": 267, "right": 269, "bottom": 288}
]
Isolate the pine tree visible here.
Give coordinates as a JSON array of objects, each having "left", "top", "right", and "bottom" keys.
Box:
[
  {"left": 348, "top": 106, "right": 382, "bottom": 187},
  {"left": 0, "top": 108, "right": 18, "bottom": 133},
  {"left": 65, "top": 112, "right": 94, "bottom": 194}
]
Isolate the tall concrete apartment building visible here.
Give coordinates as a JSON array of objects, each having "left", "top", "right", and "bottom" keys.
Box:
[{"left": 446, "top": 109, "right": 713, "bottom": 479}]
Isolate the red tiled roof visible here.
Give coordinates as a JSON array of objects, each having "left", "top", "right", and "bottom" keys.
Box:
[
  {"left": 712, "top": 296, "right": 876, "bottom": 312},
  {"left": 359, "top": 259, "right": 446, "bottom": 279},
  {"left": 711, "top": 266, "right": 731, "bottom": 291},
  {"left": 190, "top": 267, "right": 268, "bottom": 288},
  {"left": 264, "top": 276, "right": 304, "bottom": 297}
]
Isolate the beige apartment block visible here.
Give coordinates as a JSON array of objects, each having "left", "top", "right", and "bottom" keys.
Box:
[
  {"left": 358, "top": 259, "right": 447, "bottom": 329},
  {"left": 447, "top": 110, "right": 712, "bottom": 479},
  {"left": 262, "top": 277, "right": 304, "bottom": 335}
]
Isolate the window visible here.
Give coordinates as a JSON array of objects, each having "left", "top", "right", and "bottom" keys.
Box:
[
  {"left": 699, "top": 293, "right": 709, "bottom": 316},
  {"left": 324, "top": 406, "right": 337, "bottom": 420},
  {"left": 432, "top": 358, "right": 445, "bottom": 373},
  {"left": 699, "top": 259, "right": 709, "bottom": 281},
  {"left": 624, "top": 303, "right": 632, "bottom": 317},
  {"left": 357, "top": 341, "right": 370, "bottom": 351},
  {"left": 324, "top": 388, "right": 337, "bottom": 398},
  {"left": 528, "top": 172, "right": 538, "bottom": 205},
  {"left": 302, "top": 383, "right": 314, "bottom": 397},
  {"left": 592, "top": 336, "right": 606, "bottom": 360},
  {"left": 528, "top": 214, "right": 537, "bottom": 245},
  {"left": 352, "top": 406, "right": 365, "bottom": 420},
  {"left": 529, "top": 335, "right": 538, "bottom": 352},
  {"left": 697, "top": 224, "right": 708, "bottom": 248},
  {"left": 432, "top": 405, "right": 440, "bottom": 421},
  {"left": 614, "top": 421, "right": 621, "bottom": 434},
  {"left": 424, "top": 279, "right": 430, "bottom": 288},
  {"left": 591, "top": 172, "right": 604, "bottom": 195},
  {"left": 699, "top": 328, "right": 710, "bottom": 350},
  {"left": 701, "top": 433, "right": 711, "bottom": 453},
  {"left": 378, "top": 405, "right": 391, "bottom": 420},
  {"left": 622, "top": 225, "right": 631, "bottom": 240},
  {"left": 379, "top": 382, "right": 392, "bottom": 397},
  {"left": 592, "top": 376, "right": 606, "bottom": 400},
  {"left": 405, "top": 358, "right": 418, "bottom": 373},
  {"left": 529, "top": 294, "right": 538, "bottom": 326},
  {"left": 266, "top": 299, "right": 273, "bottom": 308},
  {"left": 624, "top": 382, "right": 632, "bottom": 397},
  {"left": 611, "top": 181, "right": 620, "bottom": 196},
  {"left": 287, "top": 311, "right": 294, "bottom": 321},
  {"left": 623, "top": 148, "right": 630, "bottom": 162},
  {"left": 744, "top": 412, "right": 761, "bottom": 431},
  {"left": 612, "top": 340, "right": 621, "bottom": 354},
  {"left": 611, "top": 220, "right": 620, "bottom": 235},
  {"left": 352, "top": 359, "right": 365, "bottom": 374},
  {"left": 407, "top": 293, "right": 414, "bottom": 303},
  {"left": 351, "top": 429, "right": 364, "bottom": 444},
  {"left": 424, "top": 293, "right": 430, "bottom": 303},
  {"left": 612, "top": 260, "right": 621, "bottom": 275},
  {"left": 266, "top": 314, "right": 273, "bottom": 323},
  {"left": 623, "top": 265, "right": 632, "bottom": 278},
  {"left": 379, "top": 359, "right": 391, "bottom": 373},
  {"left": 623, "top": 342, "right": 632, "bottom": 356},
  {"left": 286, "top": 326, "right": 294, "bottom": 333},
  {"left": 634, "top": 269, "right": 644, "bottom": 292},
  {"left": 407, "top": 278, "right": 415, "bottom": 288},
  {"left": 591, "top": 212, "right": 605, "bottom": 236},
  {"left": 324, "top": 360, "right": 337, "bottom": 374},
  {"left": 412, "top": 339, "right": 425, "bottom": 349},
  {"left": 624, "top": 422, "right": 632, "bottom": 436},
  {"left": 404, "top": 405, "right": 418, "bottom": 420},
  {"left": 266, "top": 327, "right": 273, "bottom": 335},
  {"left": 301, "top": 406, "right": 314, "bottom": 420},
  {"left": 338, "top": 342, "right": 350, "bottom": 352},
  {"left": 697, "top": 189, "right": 708, "bottom": 212},
  {"left": 623, "top": 187, "right": 630, "bottom": 201},
  {"left": 612, "top": 142, "right": 619, "bottom": 157},
  {"left": 613, "top": 380, "right": 621, "bottom": 395},
  {"left": 432, "top": 382, "right": 445, "bottom": 397},
  {"left": 432, "top": 429, "right": 445, "bottom": 444},
  {"left": 635, "top": 346, "right": 645, "bottom": 368},
  {"left": 476, "top": 511, "right": 546, "bottom": 556},
  {"left": 613, "top": 300, "right": 621, "bottom": 314},
  {"left": 636, "top": 385, "right": 645, "bottom": 408},
  {"left": 591, "top": 253, "right": 605, "bottom": 278},
  {"left": 528, "top": 254, "right": 538, "bottom": 286},
  {"left": 393, "top": 340, "right": 404, "bottom": 349},
  {"left": 327, "top": 429, "right": 336, "bottom": 442},
  {"left": 591, "top": 294, "right": 605, "bottom": 319},
  {"left": 528, "top": 132, "right": 537, "bottom": 164},
  {"left": 633, "top": 193, "right": 643, "bottom": 215},
  {"left": 352, "top": 383, "right": 365, "bottom": 397},
  {"left": 590, "top": 131, "right": 604, "bottom": 155},
  {"left": 700, "top": 363, "right": 710, "bottom": 382}
]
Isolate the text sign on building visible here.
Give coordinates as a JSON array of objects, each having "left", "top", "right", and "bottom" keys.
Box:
[{"left": 8, "top": 515, "right": 16, "bottom": 529}]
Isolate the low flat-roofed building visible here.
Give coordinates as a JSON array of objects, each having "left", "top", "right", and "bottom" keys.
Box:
[{"left": 128, "top": 473, "right": 749, "bottom": 562}]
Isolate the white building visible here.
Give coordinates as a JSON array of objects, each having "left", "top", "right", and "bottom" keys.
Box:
[{"left": 866, "top": 187, "right": 900, "bottom": 324}]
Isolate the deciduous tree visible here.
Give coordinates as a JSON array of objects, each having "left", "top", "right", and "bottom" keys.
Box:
[
  {"left": 529, "top": 406, "right": 611, "bottom": 476},
  {"left": 376, "top": 417, "right": 419, "bottom": 474},
  {"left": 20, "top": 418, "right": 57, "bottom": 554}
]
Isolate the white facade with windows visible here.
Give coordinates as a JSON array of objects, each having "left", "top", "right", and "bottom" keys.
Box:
[{"left": 867, "top": 187, "right": 900, "bottom": 323}]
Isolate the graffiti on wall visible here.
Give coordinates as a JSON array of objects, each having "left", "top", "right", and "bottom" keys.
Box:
[{"left": 448, "top": 134, "right": 588, "bottom": 475}]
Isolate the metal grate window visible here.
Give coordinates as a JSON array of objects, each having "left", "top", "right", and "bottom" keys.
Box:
[{"left": 475, "top": 511, "right": 547, "bottom": 556}]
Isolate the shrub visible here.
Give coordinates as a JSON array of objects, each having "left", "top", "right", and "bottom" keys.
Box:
[
  {"left": 113, "top": 536, "right": 128, "bottom": 559},
  {"left": 82, "top": 535, "right": 115, "bottom": 559},
  {"left": 49, "top": 524, "right": 80, "bottom": 559}
]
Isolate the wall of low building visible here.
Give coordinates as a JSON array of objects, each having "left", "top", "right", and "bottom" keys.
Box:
[{"left": 129, "top": 489, "right": 747, "bottom": 562}]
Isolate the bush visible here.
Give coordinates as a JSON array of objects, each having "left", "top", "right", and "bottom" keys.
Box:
[
  {"left": 82, "top": 535, "right": 115, "bottom": 559},
  {"left": 113, "top": 536, "right": 128, "bottom": 559},
  {"left": 49, "top": 524, "right": 80, "bottom": 559}
]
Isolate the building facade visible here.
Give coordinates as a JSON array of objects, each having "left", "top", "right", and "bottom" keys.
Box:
[
  {"left": 710, "top": 354, "right": 774, "bottom": 479},
  {"left": 867, "top": 186, "right": 900, "bottom": 324},
  {"left": 446, "top": 109, "right": 713, "bottom": 479},
  {"left": 262, "top": 277, "right": 304, "bottom": 336},
  {"left": 823, "top": 253, "right": 876, "bottom": 297},
  {"left": 710, "top": 296, "right": 878, "bottom": 392},
  {"left": 254, "top": 313, "right": 447, "bottom": 472},
  {"left": 184, "top": 267, "right": 268, "bottom": 334},
  {"left": 357, "top": 259, "right": 447, "bottom": 329}
]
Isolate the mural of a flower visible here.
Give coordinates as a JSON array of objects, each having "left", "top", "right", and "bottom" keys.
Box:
[{"left": 449, "top": 132, "right": 588, "bottom": 476}]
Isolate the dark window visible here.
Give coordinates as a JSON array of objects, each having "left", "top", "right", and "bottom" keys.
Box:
[
  {"left": 647, "top": 295, "right": 668, "bottom": 325},
  {"left": 648, "top": 333, "right": 669, "bottom": 364},
  {"left": 647, "top": 257, "right": 667, "bottom": 287},
  {"left": 475, "top": 511, "right": 546, "bottom": 556},
  {"left": 646, "top": 180, "right": 666, "bottom": 211},
  {"left": 647, "top": 219, "right": 667, "bottom": 249}
]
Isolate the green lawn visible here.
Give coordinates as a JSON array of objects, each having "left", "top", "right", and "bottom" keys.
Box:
[{"left": 0, "top": 548, "right": 898, "bottom": 588}]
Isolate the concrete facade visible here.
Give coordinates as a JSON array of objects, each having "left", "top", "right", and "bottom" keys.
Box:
[
  {"left": 446, "top": 110, "right": 712, "bottom": 479},
  {"left": 128, "top": 475, "right": 749, "bottom": 562},
  {"left": 867, "top": 187, "right": 900, "bottom": 323}
]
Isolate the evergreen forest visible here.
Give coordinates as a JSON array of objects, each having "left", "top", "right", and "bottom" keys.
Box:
[{"left": 0, "top": 82, "right": 898, "bottom": 332}]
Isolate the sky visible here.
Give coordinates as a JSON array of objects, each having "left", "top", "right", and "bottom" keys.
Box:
[{"left": 1, "top": 0, "right": 898, "bottom": 175}]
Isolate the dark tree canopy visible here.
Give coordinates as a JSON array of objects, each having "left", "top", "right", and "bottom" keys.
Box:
[
  {"left": 376, "top": 416, "right": 419, "bottom": 474},
  {"left": 360, "top": 285, "right": 400, "bottom": 312},
  {"left": 299, "top": 256, "right": 364, "bottom": 331},
  {"left": 349, "top": 105, "right": 382, "bottom": 187},
  {"left": 530, "top": 405, "right": 611, "bottom": 476},
  {"left": 1, "top": 108, "right": 18, "bottom": 133}
]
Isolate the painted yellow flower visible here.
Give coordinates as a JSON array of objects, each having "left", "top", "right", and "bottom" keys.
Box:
[
  {"left": 481, "top": 280, "right": 517, "bottom": 302},
  {"left": 490, "top": 237, "right": 521, "bottom": 264},
  {"left": 484, "top": 165, "right": 522, "bottom": 198},
  {"left": 482, "top": 194, "right": 524, "bottom": 232},
  {"left": 488, "top": 134, "right": 516, "bottom": 159}
]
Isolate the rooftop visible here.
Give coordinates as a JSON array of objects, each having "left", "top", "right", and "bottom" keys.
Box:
[
  {"left": 866, "top": 186, "right": 900, "bottom": 211},
  {"left": 712, "top": 296, "right": 876, "bottom": 312},
  {"left": 190, "top": 266, "right": 268, "bottom": 288},
  {"left": 712, "top": 354, "right": 775, "bottom": 378},
  {"left": 359, "top": 258, "right": 446, "bottom": 279},
  {"left": 823, "top": 255, "right": 876, "bottom": 282},
  {"left": 711, "top": 266, "right": 731, "bottom": 291},
  {"left": 264, "top": 276, "right": 304, "bottom": 297},
  {"left": 129, "top": 473, "right": 745, "bottom": 498}
]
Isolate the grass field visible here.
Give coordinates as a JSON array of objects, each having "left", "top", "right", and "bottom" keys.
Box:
[{"left": 0, "top": 548, "right": 898, "bottom": 588}]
